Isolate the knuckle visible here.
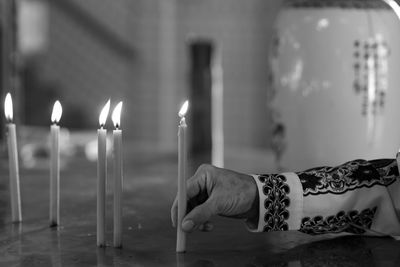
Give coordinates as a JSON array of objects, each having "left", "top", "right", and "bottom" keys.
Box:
[{"left": 198, "top": 163, "right": 213, "bottom": 172}]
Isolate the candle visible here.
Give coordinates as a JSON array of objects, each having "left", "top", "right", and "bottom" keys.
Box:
[
  {"left": 176, "top": 100, "right": 189, "bottom": 253},
  {"left": 4, "top": 93, "right": 22, "bottom": 223},
  {"left": 97, "top": 99, "right": 110, "bottom": 247},
  {"left": 112, "top": 101, "right": 123, "bottom": 248},
  {"left": 397, "top": 149, "right": 400, "bottom": 174},
  {"left": 211, "top": 53, "right": 224, "bottom": 167},
  {"left": 49, "top": 100, "right": 63, "bottom": 227}
]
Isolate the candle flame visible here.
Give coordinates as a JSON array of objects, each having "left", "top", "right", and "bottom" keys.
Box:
[
  {"left": 178, "top": 100, "right": 189, "bottom": 118},
  {"left": 51, "top": 100, "right": 63, "bottom": 124},
  {"left": 112, "top": 101, "right": 123, "bottom": 128},
  {"left": 4, "top": 93, "right": 13, "bottom": 122},
  {"left": 99, "top": 99, "right": 111, "bottom": 127}
]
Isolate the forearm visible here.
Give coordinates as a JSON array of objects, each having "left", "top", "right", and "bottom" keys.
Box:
[{"left": 250, "top": 159, "right": 400, "bottom": 237}]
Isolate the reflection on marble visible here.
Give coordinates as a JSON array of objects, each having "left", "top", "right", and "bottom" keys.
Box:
[{"left": 0, "top": 146, "right": 399, "bottom": 266}]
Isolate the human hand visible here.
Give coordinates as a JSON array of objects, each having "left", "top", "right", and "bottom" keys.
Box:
[{"left": 171, "top": 164, "right": 259, "bottom": 233}]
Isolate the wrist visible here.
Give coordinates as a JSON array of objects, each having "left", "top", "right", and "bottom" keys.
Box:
[
  {"left": 245, "top": 186, "right": 259, "bottom": 229},
  {"left": 242, "top": 175, "right": 259, "bottom": 229}
]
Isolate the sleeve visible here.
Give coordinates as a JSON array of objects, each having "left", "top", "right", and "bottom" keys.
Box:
[{"left": 250, "top": 158, "right": 400, "bottom": 238}]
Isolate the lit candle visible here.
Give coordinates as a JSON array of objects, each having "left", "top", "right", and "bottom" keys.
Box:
[
  {"left": 112, "top": 101, "right": 123, "bottom": 248},
  {"left": 4, "top": 92, "right": 22, "bottom": 223},
  {"left": 176, "top": 100, "right": 189, "bottom": 253},
  {"left": 97, "top": 99, "right": 110, "bottom": 247},
  {"left": 49, "top": 100, "right": 62, "bottom": 227}
]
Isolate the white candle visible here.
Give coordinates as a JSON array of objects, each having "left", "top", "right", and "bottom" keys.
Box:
[
  {"left": 112, "top": 101, "right": 123, "bottom": 248},
  {"left": 177, "top": 100, "right": 189, "bottom": 253},
  {"left": 4, "top": 93, "right": 22, "bottom": 223},
  {"left": 211, "top": 53, "right": 224, "bottom": 168},
  {"left": 50, "top": 100, "right": 62, "bottom": 227},
  {"left": 97, "top": 99, "right": 110, "bottom": 247}
]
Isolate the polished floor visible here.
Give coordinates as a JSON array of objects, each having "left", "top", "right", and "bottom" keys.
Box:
[{"left": 0, "top": 141, "right": 399, "bottom": 267}]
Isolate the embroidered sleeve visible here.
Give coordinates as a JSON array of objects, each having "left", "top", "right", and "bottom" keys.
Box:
[
  {"left": 250, "top": 158, "right": 400, "bottom": 237},
  {"left": 249, "top": 172, "right": 303, "bottom": 232},
  {"left": 297, "top": 159, "right": 398, "bottom": 196},
  {"left": 297, "top": 158, "right": 400, "bottom": 236}
]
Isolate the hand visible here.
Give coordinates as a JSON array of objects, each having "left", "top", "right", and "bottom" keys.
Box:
[{"left": 171, "top": 164, "right": 259, "bottom": 233}]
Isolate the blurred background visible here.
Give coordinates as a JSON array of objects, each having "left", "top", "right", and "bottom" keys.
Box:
[
  {"left": 2, "top": 0, "right": 400, "bottom": 172},
  {"left": 0, "top": 0, "right": 281, "bottom": 171}
]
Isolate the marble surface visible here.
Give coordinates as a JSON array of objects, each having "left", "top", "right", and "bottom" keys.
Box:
[{"left": 0, "top": 148, "right": 399, "bottom": 267}]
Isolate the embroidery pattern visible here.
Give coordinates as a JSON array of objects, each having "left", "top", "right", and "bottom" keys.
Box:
[
  {"left": 297, "top": 159, "right": 398, "bottom": 196},
  {"left": 258, "top": 174, "right": 290, "bottom": 231},
  {"left": 299, "top": 207, "right": 377, "bottom": 235}
]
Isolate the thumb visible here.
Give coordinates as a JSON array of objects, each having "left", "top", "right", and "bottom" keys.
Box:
[{"left": 182, "top": 200, "right": 216, "bottom": 233}]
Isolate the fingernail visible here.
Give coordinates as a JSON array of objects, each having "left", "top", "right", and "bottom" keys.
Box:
[{"left": 182, "top": 220, "right": 195, "bottom": 232}]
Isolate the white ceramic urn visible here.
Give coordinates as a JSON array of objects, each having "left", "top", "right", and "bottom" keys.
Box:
[{"left": 268, "top": 0, "right": 400, "bottom": 171}]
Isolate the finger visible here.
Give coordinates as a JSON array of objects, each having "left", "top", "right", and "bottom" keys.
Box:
[
  {"left": 187, "top": 189, "right": 208, "bottom": 213},
  {"left": 171, "top": 197, "right": 178, "bottom": 227},
  {"left": 182, "top": 199, "right": 216, "bottom": 232},
  {"left": 198, "top": 221, "right": 214, "bottom": 232},
  {"left": 186, "top": 170, "right": 206, "bottom": 199},
  {"left": 186, "top": 164, "right": 216, "bottom": 200},
  {"left": 204, "top": 221, "right": 214, "bottom": 231},
  {"left": 173, "top": 165, "right": 210, "bottom": 228},
  {"left": 198, "top": 223, "right": 205, "bottom": 231}
]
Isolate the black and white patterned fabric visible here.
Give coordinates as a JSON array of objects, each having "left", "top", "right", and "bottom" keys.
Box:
[
  {"left": 300, "top": 207, "right": 377, "bottom": 235},
  {"left": 258, "top": 174, "right": 290, "bottom": 231},
  {"left": 250, "top": 158, "right": 400, "bottom": 238},
  {"left": 297, "top": 159, "right": 398, "bottom": 196}
]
